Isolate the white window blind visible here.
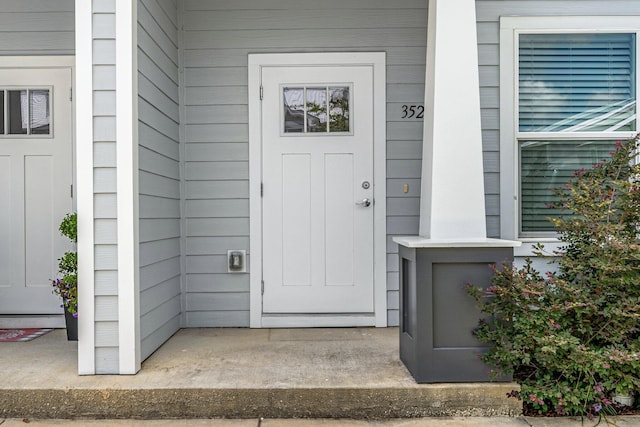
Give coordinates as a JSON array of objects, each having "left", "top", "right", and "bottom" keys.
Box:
[
  {"left": 519, "top": 33, "right": 636, "bottom": 133},
  {"left": 520, "top": 140, "right": 613, "bottom": 233}
]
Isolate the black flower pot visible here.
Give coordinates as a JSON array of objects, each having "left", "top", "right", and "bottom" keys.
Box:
[{"left": 64, "top": 309, "right": 78, "bottom": 341}]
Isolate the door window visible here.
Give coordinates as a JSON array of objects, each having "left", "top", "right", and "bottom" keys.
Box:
[
  {"left": 1, "top": 88, "right": 51, "bottom": 136},
  {"left": 283, "top": 85, "right": 351, "bottom": 134}
]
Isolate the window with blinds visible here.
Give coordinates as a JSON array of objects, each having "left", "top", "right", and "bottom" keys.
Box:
[
  {"left": 519, "top": 33, "right": 636, "bottom": 133},
  {"left": 517, "top": 33, "right": 637, "bottom": 234},
  {"left": 520, "top": 140, "right": 614, "bottom": 232}
]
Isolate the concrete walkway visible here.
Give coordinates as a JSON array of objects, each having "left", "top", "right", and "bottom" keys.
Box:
[
  {"left": 2, "top": 417, "right": 640, "bottom": 426},
  {"left": 2, "top": 328, "right": 638, "bottom": 425},
  {"left": 1, "top": 328, "right": 521, "bottom": 419}
]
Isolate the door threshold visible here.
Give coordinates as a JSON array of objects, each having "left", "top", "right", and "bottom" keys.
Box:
[
  {"left": 260, "top": 314, "right": 376, "bottom": 328},
  {"left": 0, "top": 315, "right": 65, "bottom": 329}
]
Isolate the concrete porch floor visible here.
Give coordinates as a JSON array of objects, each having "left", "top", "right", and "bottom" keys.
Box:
[{"left": 0, "top": 327, "right": 521, "bottom": 419}]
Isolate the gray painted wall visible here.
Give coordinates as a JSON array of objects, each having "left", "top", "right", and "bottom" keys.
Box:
[
  {"left": 181, "top": 0, "right": 429, "bottom": 326},
  {"left": 137, "top": 0, "right": 181, "bottom": 361},
  {"left": 4, "top": 0, "right": 635, "bottom": 341},
  {"left": 182, "top": 0, "right": 640, "bottom": 327},
  {"left": 0, "top": 0, "right": 74, "bottom": 55}
]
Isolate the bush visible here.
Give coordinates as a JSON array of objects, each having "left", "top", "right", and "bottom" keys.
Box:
[{"left": 468, "top": 135, "right": 640, "bottom": 417}]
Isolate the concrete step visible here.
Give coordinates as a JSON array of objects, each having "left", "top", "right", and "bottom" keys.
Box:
[
  {"left": 1, "top": 383, "right": 521, "bottom": 419},
  {"left": 0, "top": 328, "right": 521, "bottom": 419}
]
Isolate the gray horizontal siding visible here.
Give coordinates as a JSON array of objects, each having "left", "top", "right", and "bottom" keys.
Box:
[
  {"left": 137, "top": 0, "right": 181, "bottom": 361},
  {"left": 184, "top": 46, "right": 428, "bottom": 68},
  {"left": 184, "top": 0, "right": 426, "bottom": 10},
  {"left": 184, "top": 29, "right": 425, "bottom": 49},
  {"left": 182, "top": 0, "right": 429, "bottom": 327},
  {"left": 92, "top": 1, "right": 119, "bottom": 374},
  {"left": 180, "top": 0, "right": 638, "bottom": 327},
  {"left": 477, "top": 1, "right": 500, "bottom": 238},
  {"left": 184, "top": 9, "right": 427, "bottom": 30},
  {"left": 0, "top": 0, "right": 74, "bottom": 55}
]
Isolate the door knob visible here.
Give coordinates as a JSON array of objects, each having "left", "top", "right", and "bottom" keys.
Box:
[{"left": 355, "top": 198, "right": 371, "bottom": 207}]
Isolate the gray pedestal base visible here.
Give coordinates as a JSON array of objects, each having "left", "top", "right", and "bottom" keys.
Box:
[{"left": 398, "top": 244, "right": 514, "bottom": 383}]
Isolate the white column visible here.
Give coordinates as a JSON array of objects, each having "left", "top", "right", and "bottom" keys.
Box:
[
  {"left": 116, "top": 0, "right": 141, "bottom": 374},
  {"left": 419, "top": 0, "right": 487, "bottom": 240}
]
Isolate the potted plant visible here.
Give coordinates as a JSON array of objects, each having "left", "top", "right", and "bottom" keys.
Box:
[{"left": 52, "top": 212, "right": 78, "bottom": 341}]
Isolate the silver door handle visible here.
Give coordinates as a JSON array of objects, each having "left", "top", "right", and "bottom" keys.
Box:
[{"left": 355, "top": 198, "right": 371, "bottom": 207}]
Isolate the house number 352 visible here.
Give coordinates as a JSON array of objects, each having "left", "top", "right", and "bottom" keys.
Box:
[{"left": 401, "top": 105, "right": 424, "bottom": 119}]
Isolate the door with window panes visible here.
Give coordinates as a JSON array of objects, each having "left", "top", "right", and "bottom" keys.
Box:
[
  {"left": 261, "top": 65, "right": 375, "bottom": 314},
  {"left": 0, "top": 67, "right": 73, "bottom": 314}
]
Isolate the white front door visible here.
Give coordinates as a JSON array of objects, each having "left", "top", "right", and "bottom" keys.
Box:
[
  {"left": 261, "top": 65, "right": 375, "bottom": 315},
  {"left": 0, "top": 66, "right": 73, "bottom": 315}
]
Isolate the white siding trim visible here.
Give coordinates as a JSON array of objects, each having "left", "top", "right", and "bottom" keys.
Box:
[
  {"left": 372, "top": 55, "right": 388, "bottom": 328},
  {"left": 178, "top": 0, "right": 187, "bottom": 328},
  {"left": 499, "top": 17, "right": 518, "bottom": 241},
  {"left": 248, "top": 52, "right": 387, "bottom": 328},
  {"left": 248, "top": 56, "right": 262, "bottom": 328},
  {"left": 261, "top": 315, "right": 376, "bottom": 328},
  {"left": 75, "top": 0, "right": 96, "bottom": 375},
  {"left": 116, "top": 0, "right": 141, "bottom": 374}
]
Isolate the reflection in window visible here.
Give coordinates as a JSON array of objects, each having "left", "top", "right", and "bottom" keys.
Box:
[
  {"left": 1, "top": 89, "right": 51, "bottom": 136},
  {"left": 306, "top": 87, "right": 327, "bottom": 132},
  {"left": 519, "top": 33, "right": 636, "bottom": 132},
  {"left": 329, "top": 87, "right": 349, "bottom": 132},
  {"left": 283, "top": 85, "right": 350, "bottom": 134},
  {"left": 284, "top": 87, "right": 304, "bottom": 133}
]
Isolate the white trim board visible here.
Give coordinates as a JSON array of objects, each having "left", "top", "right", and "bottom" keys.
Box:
[
  {"left": 75, "top": 0, "right": 96, "bottom": 375},
  {"left": 261, "top": 315, "right": 376, "bottom": 328},
  {"left": 248, "top": 52, "right": 387, "bottom": 328},
  {"left": 116, "top": 0, "right": 141, "bottom": 375}
]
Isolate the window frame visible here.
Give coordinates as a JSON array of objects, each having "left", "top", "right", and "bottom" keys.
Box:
[
  {"left": 280, "top": 83, "right": 354, "bottom": 136},
  {"left": 499, "top": 16, "right": 640, "bottom": 254}
]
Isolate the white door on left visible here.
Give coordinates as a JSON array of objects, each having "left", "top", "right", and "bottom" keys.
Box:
[{"left": 0, "top": 67, "right": 73, "bottom": 314}]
